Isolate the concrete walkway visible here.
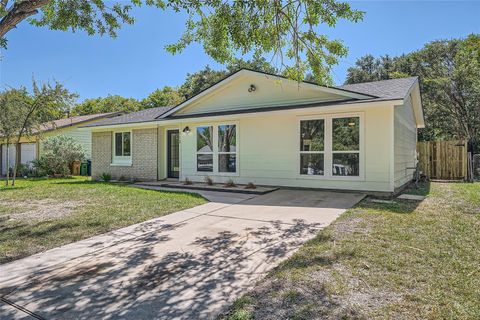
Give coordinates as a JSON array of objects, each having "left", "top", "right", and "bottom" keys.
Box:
[{"left": 0, "top": 188, "right": 364, "bottom": 320}]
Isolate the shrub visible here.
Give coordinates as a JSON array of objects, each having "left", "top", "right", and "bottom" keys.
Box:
[
  {"left": 100, "top": 172, "right": 111, "bottom": 182},
  {"left": 15, "top": 163, "right": 32, "bottom": 178},
  {"left": 224, "top": 178, "right": 236, "bottom": 188},
  {"left": 245, "top": 182, "right": 256, "bottom": 189},
  {"left": 32, "top": 135, "right": 85, "bottom": 177},
  {"left": 204, "top": 176, "right": 213, "bottom": 185}
]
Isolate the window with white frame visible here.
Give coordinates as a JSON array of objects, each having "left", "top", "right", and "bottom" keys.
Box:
[
  {"left": 332, "top": 117, "right": 360, "bottom": 176},
  {"left": 113, "top": 131, "right": 131, "bottom": 164},
  {"left": 196, "top": 126, "right": 214, "bottom": 172},
  {"left": 298, "top": 115, "right": 361, "bottom": 178},
  {"left": 218, "top": 125, "right": 237, "bottom": 173},
  {"left": 196, "top": 124, "right": 238, "bottom": 174},
  {"left": 300, "top": 119, "right": 325, "bottom": 175}
]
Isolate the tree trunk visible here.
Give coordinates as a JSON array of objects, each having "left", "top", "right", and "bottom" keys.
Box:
[
  {"left": 5, "top": 141, "right": 9, "bottom": 187},
  {"left": 11, "top": 142, "right": 20, "bottom": 186}
]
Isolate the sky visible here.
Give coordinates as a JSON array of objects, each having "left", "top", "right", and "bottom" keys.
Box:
[{"left": 0, "top": 1, "right": 479, "bottom": 102}]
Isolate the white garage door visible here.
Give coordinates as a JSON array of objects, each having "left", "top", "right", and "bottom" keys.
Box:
[
  {"left": 21, "top": 143, "right": 37, "bottom": 165},
  {"left": 1, "top": 144, "right": 16, "bottom": 175}
]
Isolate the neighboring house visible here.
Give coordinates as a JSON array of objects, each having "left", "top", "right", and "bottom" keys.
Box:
[
  {"left": 0, "top": 112, "right": 122, "bottom": 175},
  {"left": 84, "top": 69, "right": 424, "bottom": 193}
]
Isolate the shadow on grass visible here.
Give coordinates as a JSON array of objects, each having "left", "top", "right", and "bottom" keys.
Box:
[
  {"left": 0, "top": 186, "right": 27, "bottom": 192},
  {"left": 363, "top": 181, "right": 432, "bottom": 215}
]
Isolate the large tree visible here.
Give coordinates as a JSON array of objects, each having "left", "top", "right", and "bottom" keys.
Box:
[
  {"left": 71, "top": 95, "right": 141, "bottom": 115},
  {"left": 344, "top": 34, "right": 480, "bottom": 149},
  {"left": 0, "top": 80, "right": 77, "bottom": 186},
  {"left": 0, "top": 0, "right": 363, "bottom": 84},
  {"left": 141, "top": 86, "right": 183, "bottom": 109}
]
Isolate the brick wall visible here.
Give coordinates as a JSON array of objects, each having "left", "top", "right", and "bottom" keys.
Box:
[{"left": 92, "top": 128, "right": 158, "bottom": 181}]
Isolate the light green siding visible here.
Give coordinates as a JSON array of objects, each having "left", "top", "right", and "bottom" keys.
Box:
[
  {"left": 176, "top": 73, "right": 348, "bottom": 116},
  {"left": 394, "top": 96, "right": 417, "bottom": 189}
]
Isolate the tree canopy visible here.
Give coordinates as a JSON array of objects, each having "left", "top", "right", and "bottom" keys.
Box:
[
  {"left": 345, "top": 34, "right": 480, "bottom": 149},
  {"left": 71, "top": 95, "right": 141, "bottom": 116},
  {"left": 0, "top": 80, "right": 77, "bottom": 185},
  {"left": 0, "top": 0, "right": 364, "bottom": 84}
]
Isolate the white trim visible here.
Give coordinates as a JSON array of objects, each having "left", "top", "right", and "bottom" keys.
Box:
[
  {"left": 112, "top": 130, "right": 132, "bottom": 165},
  {"left": 110, "top": 162, "right": 132, "bottom": 167},
  {"left": 296, "top": 112, "right": 365, "bottom": 181}
]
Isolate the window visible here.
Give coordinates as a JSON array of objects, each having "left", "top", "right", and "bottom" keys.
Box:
[
  {"left": 113, "top": 131, "right": 131, "bottom": 164},
  {"left": 332, "top": 117, "right": 360, "bottom": 176},
  {"left": 196, "top": 126, "right": 213, "bottom": 172},
  {"left": 298, "top": 114, "right": 362, "bottom": 179},
  {"left": 218, "top": 125, "right": 237, "bottom": 173},
  {"left": 300, "top": 119, "right": 324, "bottom": 175},
  {"left": 196, "top": 124, "right": 238, "bottom": 174}
]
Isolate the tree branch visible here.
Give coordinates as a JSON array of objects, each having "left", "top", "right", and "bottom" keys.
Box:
[{"left": 0, "top": 0, "right": 50, "bottom": 38}]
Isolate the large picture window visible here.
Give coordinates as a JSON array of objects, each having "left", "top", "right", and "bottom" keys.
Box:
[
  {"left": 298, "top": 115, "right": 362, "bottom": 179},
  {"left": 332, "top": 117, "right": 360, "bottom": 176},
  {"left": 196, "top": 124, "right": 238, "bottom": 174},
  {"left": 196, "top": 126, "right": 213, "bottom": 172},
  {"left": 300, "top": 119, "right": 324, "bottom": 175},
  {"left": 113, "top": 131, "right": 131, "bottom": 164}
]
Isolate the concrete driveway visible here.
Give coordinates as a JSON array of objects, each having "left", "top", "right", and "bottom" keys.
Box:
[{"left": 0, "top": 188, "right": 364, "bottom": 320}]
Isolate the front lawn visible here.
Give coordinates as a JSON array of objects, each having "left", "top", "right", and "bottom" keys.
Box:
[
  {"left": 223, "top": 182, "right": 480, "bottom": 319},
  {"left": 0, "top": 177, "right": 206, "bottom": 264}
]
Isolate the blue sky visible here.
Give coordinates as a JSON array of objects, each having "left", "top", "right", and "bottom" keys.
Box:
[{"left": 1, "top": 1, "right": 479, "bottom": 101}]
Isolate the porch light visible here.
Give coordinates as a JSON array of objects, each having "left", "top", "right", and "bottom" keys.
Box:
[
  {"left": 248, "top": 84, "right": 256, "bottom": 92},
  {"left": 183, "top": 126, "right": 190, "bottom": 134}
]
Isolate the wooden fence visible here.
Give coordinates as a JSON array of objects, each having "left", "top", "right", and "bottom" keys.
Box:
[{"left": 417, "top": 140, "right": 468, "bottom": 180}]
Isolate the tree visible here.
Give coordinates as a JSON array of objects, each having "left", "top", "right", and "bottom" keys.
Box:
[
  {"left": 141, "top": 86, "right": 183, "bottom": 109},
  {"left": 32, "top": 135, "right": 85, "bottom": 176},
  {"left": 344, "top": 34, "right": 480, "bottom": 149},
  {"left": 0, "top": 80, "right": 77, "bottom": 186},
  {"left": 178, "top": 66, "right": 227, "bottom": 100},
  {"left": 71, "top": 95, "right": 141, "bottom": 115},
  {"left": 0, "top": 1, "right": 363, "bottom": 83},
  {"left": 226, "top": 53, "right": 278, "bottom": 75}
]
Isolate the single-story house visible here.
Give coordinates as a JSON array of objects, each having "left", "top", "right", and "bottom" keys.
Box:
[
  {"left": 1, "top": 112, "right": 122, "bottom": 175},
  {"left": 84, "top": 69, "right": 424, "bottom": 193}
]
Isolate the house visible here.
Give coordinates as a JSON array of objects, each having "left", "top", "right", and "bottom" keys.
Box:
[
  {"left": 84, "top": 69, "right": 424, "bottom": 193},
  {"left": 0, "top": 112, "right": 122, "bottom": 175}
]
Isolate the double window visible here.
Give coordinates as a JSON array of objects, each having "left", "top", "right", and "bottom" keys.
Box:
[
  {"left": 299, "top": 115, "right": 361, "bottom": 178},
  {"left": 113, "top": 131, "right": 131, "bottom": 164},
  {"left": 196, "top": 124, "right": 237, "bottom": 174}
]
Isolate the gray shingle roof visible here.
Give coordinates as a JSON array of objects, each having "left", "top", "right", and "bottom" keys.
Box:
[
  {"left": 36, "top": 112, "right": 122, "bottom": 132},
  {"left": 336, "top": 77, "right": 418, "bottom": 100},
  {"left": 84, "top": 106, "right": 174, "bottom": 127}
]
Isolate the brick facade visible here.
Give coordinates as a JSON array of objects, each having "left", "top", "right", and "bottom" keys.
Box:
[{"left": 92, "top": 128, "right": 158, "bottom": 181}]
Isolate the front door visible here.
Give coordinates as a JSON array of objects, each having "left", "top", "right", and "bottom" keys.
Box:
[{"left": 167, "top": 130, "right": 180, "bottom": 178}]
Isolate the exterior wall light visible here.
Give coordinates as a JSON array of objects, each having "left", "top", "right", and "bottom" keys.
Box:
[
  {"left": 183, "top": 126, "right": 190, "bottom": 133},
  {"left": 248, "top": 84, "right": 256, "bottom": 92}
]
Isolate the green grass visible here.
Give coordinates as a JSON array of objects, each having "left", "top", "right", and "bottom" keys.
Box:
[
  {"left": 0, "top": 177, "right": 206, "bottom": 264},
  {"left": 223, "top": 182, "right": 480, "bottom": 320}
]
